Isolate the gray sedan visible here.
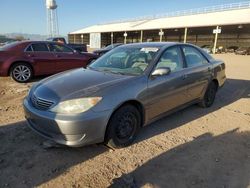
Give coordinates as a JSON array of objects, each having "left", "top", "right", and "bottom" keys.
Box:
[{"left": 23, "top": 42, "right": 226, "bottom": 148}]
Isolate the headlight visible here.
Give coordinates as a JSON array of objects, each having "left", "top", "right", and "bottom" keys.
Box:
[{"left": 50, "top": 97, "right": 102, "bottom": 114}]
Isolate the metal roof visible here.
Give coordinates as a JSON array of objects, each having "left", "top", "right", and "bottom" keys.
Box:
[{"left": 70, "top": 1, "right": 250, "bottom": 34}]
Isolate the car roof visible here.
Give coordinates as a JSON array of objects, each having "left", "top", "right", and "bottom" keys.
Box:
[
  {"left": 12, "top": 40, "right": 66, "bottom": 46},
  {"left": 120, "top": 42, "right": 182, "bottom": 48}
]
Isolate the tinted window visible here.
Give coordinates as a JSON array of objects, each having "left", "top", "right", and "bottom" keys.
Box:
[
  {"left": 49, "top": 44, "right": 73, "bottom": 53},
  {"left": 25, "top": 45, "right": 33, "bottom": 52},
  {"left": 156, "top": 46, "right": 184, "bottom": 72},
  {"left": 31, "top": 43, "right": 49, "bottom": 52},
  {"left": 182, "top": 46, "right": 208, "bottom": 67}
]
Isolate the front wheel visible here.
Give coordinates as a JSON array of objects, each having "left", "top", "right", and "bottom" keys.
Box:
[
  {"left": 10, "top": 63, "right": 33, "bottom": 83},
  {"left": 105, "top": 105, "right": 141, "bottom": 149},
  {"left": 199, "top": 81, "right": 217, "bottom": 108}
]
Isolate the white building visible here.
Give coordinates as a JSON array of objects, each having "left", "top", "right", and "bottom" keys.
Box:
[{"left": 68, "top": 1, "right": 250, "bottom": 52}]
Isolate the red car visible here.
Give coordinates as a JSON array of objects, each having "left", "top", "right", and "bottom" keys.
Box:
[{"left": 0, "top": 41, "right": 97, "bottom": 82}]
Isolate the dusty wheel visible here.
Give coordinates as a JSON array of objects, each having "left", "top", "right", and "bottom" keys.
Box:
[
  {"left": 199, "top": 81, "right": 217, "bottom": 108},
  {"left": 105, "top": 105, "right": 141, "bottom": 149},
  {"left": 10, "top": 63, "right": 33, "bottom": 83}
]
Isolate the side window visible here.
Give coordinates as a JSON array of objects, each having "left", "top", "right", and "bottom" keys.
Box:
[
  {"left": 182, "top": 46, "right": 208, "bottom": 67},
  {"left": 25, "top": 45, "right": 33, "bottom": 52},
  {"left": 31, "top": 43, "right": 49, "bottom": 52},
  {"left": 156, "top": 46, "right": 184, "bottom": 72},
  {"left": 50, "top": 44, "right": 73, "bottom": 53}
]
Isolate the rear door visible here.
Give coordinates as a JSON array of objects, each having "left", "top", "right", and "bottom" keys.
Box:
[
  {"left": 49, "top": 43, "right": 88, "bottom": 72},
  {"left": 146, "top": 46, "right": 190, "bottom": 120},
  {"left": 24, "top": 43, "right": 56, "bottom": 75},
  {"left": 181, "top": 45, "right": 212, "bottom": 101}
]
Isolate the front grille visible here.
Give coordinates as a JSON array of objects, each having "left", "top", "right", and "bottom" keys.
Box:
[{"left": 31, "top": 95, "right": 54, "bottom": 110}]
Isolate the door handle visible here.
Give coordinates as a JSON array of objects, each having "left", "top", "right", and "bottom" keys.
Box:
[
  {"left": 182, "top": 74, "right": 188, "bottom": 80},
  {"left": 27, "top": 54, "right": 34, "bottom": 57}
]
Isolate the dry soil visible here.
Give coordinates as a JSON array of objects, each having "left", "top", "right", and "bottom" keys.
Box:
[{"left": 0, "top": 54, "right": 250, "bottom": 188}]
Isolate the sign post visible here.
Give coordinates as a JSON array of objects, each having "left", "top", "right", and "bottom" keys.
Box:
[
  {"left": 159, "top": 29, "right": 164, "bottom": 42},
  {"left": 184, "top": 28, "right": 188, "bottom": 43},
  {"left": 111, "top": 32, "right": 114, "bottom": 45},
  {"left": 213, "top": 26, "right": 221, "bottom": 54},
  {"left": 124, "top": 32, "right": 128, "bottom": 44}
]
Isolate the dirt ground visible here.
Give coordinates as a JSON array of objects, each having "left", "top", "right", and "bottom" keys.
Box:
[{"left": 0, "top": 54, "right": 250, "bottom": 188}]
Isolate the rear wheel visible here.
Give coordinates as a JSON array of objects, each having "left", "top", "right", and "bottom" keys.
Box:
[
  {"left": 105, "top": 105, "right": 141, "bottom": 149},
  {"left": 10, "top": 63, "right": 33, "bottom": 83},
  {"left": 199, "top": 81, "right": 217, "bottom": 108}
]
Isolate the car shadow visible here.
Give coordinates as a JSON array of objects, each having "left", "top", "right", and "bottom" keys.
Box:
[
  {"left": 0, "top": 78, "right": 249, "bottom": 187},
  {"left": 0, "top": 121, "right": 108, "bottom": 187},
  {"left": 135, "top": 78, "right": 250, "bottom": 144},
  {"left": 110, "top": 129, "right": 250, "bottom": 188}
]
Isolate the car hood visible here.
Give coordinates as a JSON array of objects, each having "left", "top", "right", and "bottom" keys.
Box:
[{"left": 33, "top": 68, "right": 134, "bottom": 102}]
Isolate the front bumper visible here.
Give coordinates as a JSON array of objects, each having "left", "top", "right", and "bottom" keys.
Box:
[{"left": 23, "top": 98, "right": 112, "bottom": 147}]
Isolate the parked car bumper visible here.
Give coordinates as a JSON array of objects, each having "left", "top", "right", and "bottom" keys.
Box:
[{"left": 23, "top": 97, "right": 111, "bottom": 147}]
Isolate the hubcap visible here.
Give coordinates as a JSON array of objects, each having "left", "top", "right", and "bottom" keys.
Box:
[
  {"left": 116, "top": 112, "right": 137, "bottom": 140},
  {"left": 13, "top": 65, "right": 31, "bottom": 82}
]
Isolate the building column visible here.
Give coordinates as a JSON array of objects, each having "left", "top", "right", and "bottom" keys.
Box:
[
  {"left": 111, "top": 32, "right": 114, "bottom": 45},
  {"left": 213, "top": 26, "right": 219, "bottom": 54},
  {"left": 81, "top": 34, "right": 83, "bottom": 44},
  {"left": 140, "top": 30, "right": 143, "bottom": 43},
  {"left": 74, "top": 34, "right": 76, "bottom": 44},
  {"left": 124, "top": 32, "right": 127, "bottom": 44},
  {"left": 184, "top": 28, "right": 188, "bottom": 43},
  {"left": 159, "top": 29, "right": 164, "bottom": 42}
]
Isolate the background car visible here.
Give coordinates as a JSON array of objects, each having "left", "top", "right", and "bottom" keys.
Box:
[
  {"left": 93, "top": 43, "right": 123, "bottom": 56},
  {"left": 47, "top": 37, "right": 87, "bottom": 53},
  {"left": 235, "top": 47, "right": 250, "bottom": 55},
  {"left": 225, "top": 46, "right": 238, "bottom": 53},
  {"left": 200, "top": 45, "right": 213, "bottom": 54},
  {"left": 0, "top": 41, "right": 97, "bottom": 82},
  {"left": 24, "top": 42, "right": 226, "bottom": 148},
  {"left": 200, "top": 45, "right": 221, "bottom": 54}
]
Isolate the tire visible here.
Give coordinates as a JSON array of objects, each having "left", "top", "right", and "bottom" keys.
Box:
[
  {"left": 199, "top": 81, "right": 217, "bottom": 108},
  {"left": 10, "top": 63, "right": 33, "bottom": 83},
  {"left": 105, "top": 105, "right": 141, "bottom": 149}
]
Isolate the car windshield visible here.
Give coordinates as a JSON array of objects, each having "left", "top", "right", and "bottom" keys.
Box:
[{"left": 89, "top": 46, "right": 160, "bottom": 76}]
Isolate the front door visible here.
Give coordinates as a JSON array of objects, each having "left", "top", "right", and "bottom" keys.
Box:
[{"left": 146, "top": 46, "right": 189, "bottom": 121}]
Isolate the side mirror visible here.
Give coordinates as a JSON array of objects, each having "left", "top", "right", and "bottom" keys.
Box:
[{"left": 151, "top": 67, "right": 171, "bottom": 77}]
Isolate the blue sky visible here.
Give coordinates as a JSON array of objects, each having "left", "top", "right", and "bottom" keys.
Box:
[{"left": 0, "top": 0, "right": 247, "bottom": 35}]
